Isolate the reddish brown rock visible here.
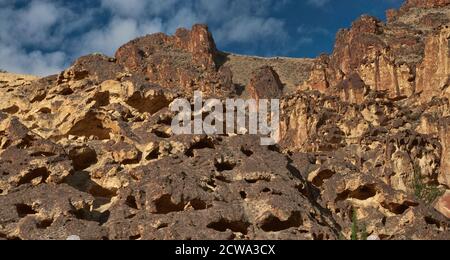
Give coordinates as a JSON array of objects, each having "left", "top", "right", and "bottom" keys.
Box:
[
  {"left": 115, "top": 24, "right": 234, "bottom": 96},
  {"left": 304, "top": 4, "right": 450, "bottom": 103},
  {"left": 105, "top": 136, "right": 340, "bottom": 240},
  {"left": 386, "top": 9, "right": 400, "bottom": 23},
  {"left": 174, "top": 24, "right": 218, "bottom": 70},
  {"left": 247, "top": 66, "right": 283, "bottom": 101},
  {"left": 0, "top": 0, "right": 449, "bottom": 241}
]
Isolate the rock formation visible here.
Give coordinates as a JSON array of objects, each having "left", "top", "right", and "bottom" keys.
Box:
[
  {"left": 0, "top": 1, "right": 449, "bottom": 240},
  {"left": 247, "top": 66, "right": 284, "bottom": 101},
  {"left": 305, "top": 1, "right": 450, "bottom": 104},
  {"left": 115, "top": 24, "right": 234, "bottom": 97}
]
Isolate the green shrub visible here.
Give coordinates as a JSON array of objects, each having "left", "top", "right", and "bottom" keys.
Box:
[
  {"left": 350, "top": 209, "right": 368, "bottom": 241},
  {"left": 413, "top": 164, "right": 444, "bottom": 204}
]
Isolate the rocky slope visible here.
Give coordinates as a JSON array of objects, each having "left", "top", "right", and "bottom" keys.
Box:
[{"left": 0, "top": 0, "right": 449, "bottom": 240}]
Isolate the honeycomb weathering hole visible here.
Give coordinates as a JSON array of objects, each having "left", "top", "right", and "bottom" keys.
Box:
[
  {"left": 336, "top": 184, "right": 378, "bottom": 201},
  {"left": 67, "top": 114, "right": 112, "bottom": 140},
  {"left": 2, "top": 105, "right": 19, "bottom": 114},
  {"left": 311, "top": 169, "right": 335, "bottom": 187},
  {"left": 214, "top": 159, "right": 236, "bottom": 172},
  {"left": 17, "top": 167, "right": 50, "bottom": 186},
  {"left": 207, "top": 219, "right": 250, "bottom": 234},
  {"left": 381, "top": 201, "right": 418, "bottom": 215},
  {"left": 424, "top": 216, "right": 441, "bottom": 228},
  {"left": 349, "top": 185, "right": 377, "bottom": 200},
  {"left": 189, "top": 199, "right": 208, "bottom": 210},
  {"left": 36, "top": 219, "right": 53, "bottom": 229},
  {"left": 15, "top": 204, "right": 37, "bottom": 218},
  {"left": 240, "top": 147, "right": 254, "bottom": 157},
  {"left": 69, "top": 147, "right": 98, "bottom": 171},
  {"left": 145, "top": 148, "right": 161, "bottom": 160},
  {"left": 125, "top": 195, "right": 139, "bottom": 209},
  {"left": 151, "top": 129, "right": 172, "bottom": 138},
  {"left": 38, "top": 107, "right": 52, "bottom": 114},
  {"left": 129, "top": 234, "right": 142, "bottom": 240},
  {"left": 259, "top": 212, "right": 303, "bottom": 232},
  {"left": 154, "top": 195, "right": 185, "bottom": 214},
  {"left": 185, "top": 138, "right": 215, "bottom": 157}
]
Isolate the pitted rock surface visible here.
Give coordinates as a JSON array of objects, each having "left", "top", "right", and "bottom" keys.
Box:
[{"left": 0, "top": 0, "right": 449, "bottom": 240}]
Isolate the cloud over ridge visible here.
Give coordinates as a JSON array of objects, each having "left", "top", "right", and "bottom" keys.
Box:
[
  {"left": 0, "top": 0, "right": 291, "bottom": 76},
  {"left": 0, "top": 0, "right": 402, "bottom": 76}
]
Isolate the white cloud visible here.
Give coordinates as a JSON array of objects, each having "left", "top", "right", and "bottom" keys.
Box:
[
  {"left": 164, "top": 7, "right": 202, "bottom": 34},
  {"left": 78, "top": 17, "right": 163, "bottom": 57},
  {"left": 216, "top": 17, "right": 287, "bottom": 44},
  {"left": 0, "top": 43, "right": 66, "bottom": 76},
  {"left": 0, "top": 1, "right": 63, "bottom": 48},
  {"left": 297, "top": 25, "right": 330, "bottom": 36},
  {"left": 101, "top": 0, "right": 147, "bottom": 17},
  {"left": 101, "top": 0, "right": 180, "bottom": 17},
  {"left": 0, "top": 0, "right": 291, "bottom": 76}
]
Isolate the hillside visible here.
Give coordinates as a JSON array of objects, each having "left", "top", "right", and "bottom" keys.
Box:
[{"left": 0, "top": 0, "right": 449, "bottom": 240}]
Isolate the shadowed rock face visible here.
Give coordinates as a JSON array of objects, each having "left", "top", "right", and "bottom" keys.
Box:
[
  {"left": 247, "top": 66, "right": 284, "bottom": 101},
  {"left": 0, "top": 0, "right": 449, "bottom": 240}
]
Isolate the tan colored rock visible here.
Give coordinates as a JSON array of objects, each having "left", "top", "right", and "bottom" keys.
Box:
[
  {"left": 334, "top": 73, "right": 368, "bottom": 104},
  {"left": 387, "top": 0, "right": 450, "bottom": 22},
  {"left": 435, "top": 190, "right": 450, "bottom": 218},
  {"left": 0, "top": 116, "right": 73, "bottom": 194},
  {"left": 0, "top": 2, "right": 449, "bottom": 241},
  {"left": 439, "top": 118, "right": 450, "bottom": 185},
  {"left": 0, "top": 72, "right": 38, "bottom": 87},
  {"left": 402, "top": 0, "right": 450, "bottom": 10},
  {"left": 416, "top": 27, "right": 450, "bottom": 101},
  {"left": 111, "top": 142, "right": 141, "bottom": 164}
]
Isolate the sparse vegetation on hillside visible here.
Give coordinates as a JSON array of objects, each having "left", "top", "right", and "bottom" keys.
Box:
[
  {"left": 413, "top": 164, "right": 445, "bottom": 204},
  {"left": 220, "top": 53, "right": 315, "bottom": 94},
  {"left": 0, "top": 0, "right": 449, "bottom": 241}
]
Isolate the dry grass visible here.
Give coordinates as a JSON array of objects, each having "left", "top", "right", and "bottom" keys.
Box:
[
  {"left": 218, "top": 52, "right": 316, "bottom": 94},
  {"left": 395, "top": 6, "right": 450, "bottom": 27}
]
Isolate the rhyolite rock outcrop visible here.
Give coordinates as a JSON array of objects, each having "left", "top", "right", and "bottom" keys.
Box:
[
  {"left": 305, "top": 0, "right": 450, "bottom": 104},
  {"left": 115, "top": 24, "right": 234, "bottom": 97},
  {"left": 247, "top": 66, "right": 284, "bottom": 101},
  {"left": 0, "top": 0, "right": 449, "bottom": 240}
]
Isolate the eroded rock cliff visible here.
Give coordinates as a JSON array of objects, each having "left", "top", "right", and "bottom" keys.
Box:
[{"left": 0, "top": 1, "right": 449, "bottom": 240}]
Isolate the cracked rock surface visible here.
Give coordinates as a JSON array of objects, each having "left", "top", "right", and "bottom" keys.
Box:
[{"left": 0, "top": 0, "right": 449, "bottom": 240}]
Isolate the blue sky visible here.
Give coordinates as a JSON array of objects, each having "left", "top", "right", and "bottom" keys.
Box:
[{"left": 0, "top": 0, "right": 403, "bottom": 76}]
